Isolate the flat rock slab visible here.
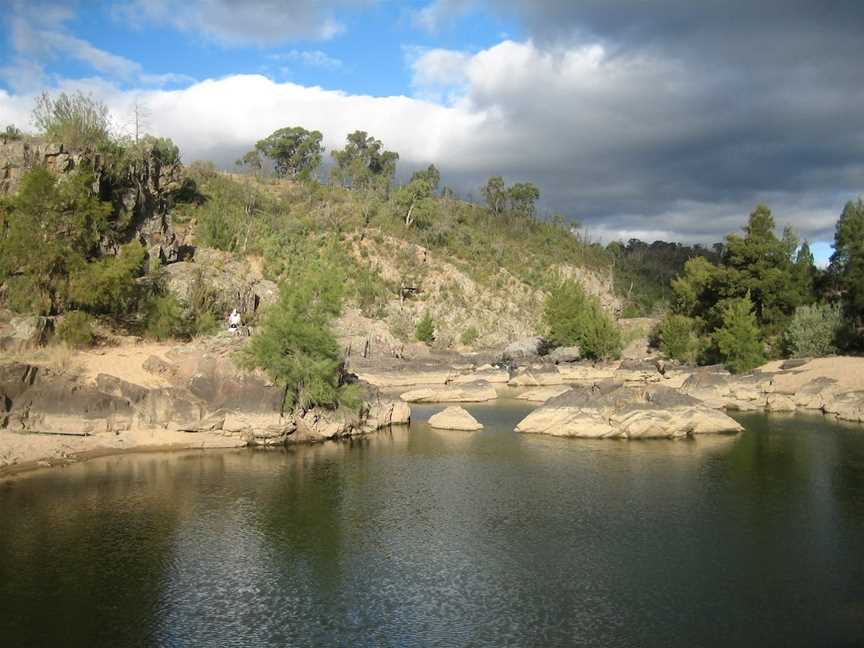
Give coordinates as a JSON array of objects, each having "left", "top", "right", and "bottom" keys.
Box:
[
  {"left": 400, "top": 381, "right": 498, "bottom": 403},
  {"left": 516, "top": 385, "right": 573, "bottom": 402},
  {"left": 428, "top": 406, "right": 483, "bottom": 431},
  {"left": 514, "top": 383, "right": 743, "bottom": 439}
]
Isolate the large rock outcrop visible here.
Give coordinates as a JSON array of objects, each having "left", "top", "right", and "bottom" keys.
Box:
[
  {"left": 0, "top": 349, "right": 410, "bottom": 450},
  {"left": 0, "top": 138, "right": 183, "bottom": 264},
  {"left": 162, "top": 248, "right": 278, "bottom": 317},
  {"left": 515, "top": 382, "right": 744, "bottom": 439}
]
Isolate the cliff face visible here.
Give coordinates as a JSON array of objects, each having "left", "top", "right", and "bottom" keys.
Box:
[{"left": 0, "top": 136, "right": 182, "bottom": 264}]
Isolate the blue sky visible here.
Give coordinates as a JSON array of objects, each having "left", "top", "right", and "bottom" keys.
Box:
[{"left": 1, "top": 0, "right": 862, "bottom": 262}]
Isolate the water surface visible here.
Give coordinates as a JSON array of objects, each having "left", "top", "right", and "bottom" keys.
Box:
[{"left": 1, "top": 402, "right": 863, "bottom": 647}]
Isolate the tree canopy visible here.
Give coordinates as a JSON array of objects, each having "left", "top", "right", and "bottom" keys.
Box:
[
  {"left": 253, "top": 127, "right": 324, "bottom": 180},
  {"left": 330, "top": 130, "right": 399, "bottom": 190}
]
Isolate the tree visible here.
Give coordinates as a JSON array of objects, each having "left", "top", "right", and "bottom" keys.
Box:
[
  {"left": 235, "top": 149, "right": 263, "bottom": 175},
  {"left": 714, "top": 295, "right": 765, "bottom": 373},
  {"left": 330, "top": 130, "right": 398, "bottom": 190},
  {"left": 254, "top": 126, "right": 324, "bottom": 180},
  {"left": 830, "top": 198, "right": 864, "bottom": 335},
  {"left": 32, "top": 91, "right": 112, "bottom": 149},
  {"left": 0, "top": 167, "right": 112, "bottom": 314},
  {"left": 721, "top": 204, "right": 802, "bottom": 334},
  {"left": 238, "top": 259, "right": 357, "bottom": 412},
  {"left": 791, "top": 240, "right": 816, "bottom": 305},
  {"left": 544, "top": 279, "right": 622, "bottom": 360},
  {"left": 415, "top": 311, "right": 435, "bottom": 343},
  {"left": 482, "top": 176, "right": 507, "bottom": 217},
  {"left": 411, "top": 164, "right": 440, "bottom": 192},
  {"left": 507, "top": 182, "right": 540, "bottom": 219},
  {"left": 656, "top": 314, "right": 699, "bottom": 364},
  {"left": 394, "top": 177, "right": 433, "bottom": 227},
  {"left": 128, "top": 96, "right": 151, "bottom": 144}
]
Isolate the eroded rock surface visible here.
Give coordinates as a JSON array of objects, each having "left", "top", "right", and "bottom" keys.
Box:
[
  {"left": 428, "top": 406, "right": 483, "bottom": 431},
  {"left": 515, "top": 383, "right": 743, "bottom": 439},
  {"left": 400, "top": 381, "right": 498, "bottom": 403}
]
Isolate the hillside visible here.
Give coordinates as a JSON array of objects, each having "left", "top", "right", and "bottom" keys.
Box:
[{"left": 167, "top": 164, "right": 624, "bottom": 354}]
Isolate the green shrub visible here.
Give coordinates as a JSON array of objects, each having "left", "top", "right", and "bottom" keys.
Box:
[
  {"left": 55, "top": 311, "right": 96, "bottom": 349},
  {"left": 415, "top": 311, "right": 435, "bottom": 343},
  {"left": 714, "top": 295, "right": 765, "bottom": 373},
  {"left": 782, "top": 303, "right": 842, "bottom": 358},
  {"left": 69, "top": 241, "right": 146, "bottom": 316},
  {"left": 460, "top": 325, "right": 479, "bottom": 346},
  {"left": 544, "top": 279, "right": 622, "bottom": 360},
  {"left": 656, "top": 314, "right": 699, "bottom": 364},
  {"left": 143, "top": 294, "right": 186, "bottom": 341},
  {"left": 32, "top": 91, "right": 111, "bottom": 149}
]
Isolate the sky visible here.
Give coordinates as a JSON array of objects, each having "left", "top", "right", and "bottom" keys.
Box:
[{"left": 1, "top": 0, "right": 863, "bottom": 264}]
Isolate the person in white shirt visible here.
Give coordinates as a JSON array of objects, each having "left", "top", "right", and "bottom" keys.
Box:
[{"left": 227, "top": 308, "right": 242, "bottom": 333}]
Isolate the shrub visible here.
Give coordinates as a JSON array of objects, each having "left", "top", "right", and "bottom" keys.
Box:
[
  {"left": 544, "top": 279, "right": 622, "bottom": 360},
  {"left": 143, "top": 294, "right": 186, "bottom": 341},
  {"left": 32, "top": 91, "right": 111, "bottom": 149},
  {"left": 55, "top": 311, "right": 96, "bottom": 349},
  {"left": 460, "top": 325, "right": 479, "bottom": 346},
  {"left": 415, "top": 311, "right": 435, "bottom": 343},
  {"left": 714, "top": 295, "right": 765, "bottom": 373},
  {"left": 656, "top": 314, "right": 699, "bottom": 364},
  {"left": 68, "top": 241, "right": 146, "bottom": 316},
  {"left": 782, "top": 303, "right": 842, "bottom": 358}
]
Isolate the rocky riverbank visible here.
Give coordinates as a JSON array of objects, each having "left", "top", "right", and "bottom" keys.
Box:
[
  {"left": 0, "top": 335, "right": 410, "bottom": 475},
  {"left": 2, "top": 332, "right": 863, "bottom": 474}
]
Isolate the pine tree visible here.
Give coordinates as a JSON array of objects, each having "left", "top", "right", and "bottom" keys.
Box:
[
  {"left": 239, "top": 260, "right": 358, "bottom": 412},
  {"left": 714, "top": 295, "right": 765, "bottom": 373}
]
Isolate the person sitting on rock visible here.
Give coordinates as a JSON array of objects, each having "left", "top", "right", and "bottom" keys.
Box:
[{"left": 227, "top": 308, "right": 242, "bottom": 333}]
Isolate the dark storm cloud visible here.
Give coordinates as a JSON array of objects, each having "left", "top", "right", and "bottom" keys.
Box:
[{"left": 418, "top": 0, "right": 864, "bottom": 242}]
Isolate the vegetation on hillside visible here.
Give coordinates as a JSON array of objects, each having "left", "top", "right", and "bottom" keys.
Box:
[{"left": 3, "top": 92, "right": 863, "bottom": 394}]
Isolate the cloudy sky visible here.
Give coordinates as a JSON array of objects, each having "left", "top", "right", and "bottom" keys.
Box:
[{"left": 1, "top": 0, "right": 863, "bottom": 261}]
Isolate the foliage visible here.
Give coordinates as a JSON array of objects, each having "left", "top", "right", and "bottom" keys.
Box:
[
  {"left": 714, "top": 295, "right": 765, "bottom": 373},
  {"left": 32, "top": 91, "right": 112, "bottom": 149},
  {"left": 330, "top": 130, "right": 399, "bottom": 190},
  {"left": 610, "top": 239, "right": 721, "bottom": 316},
  {"left": 411, "top": 164, "right": 440, "bottom": 192},
  {"left": 830, "top": 198, "right": 864, "bottom": 343},
  {"left": 143, "top": 293, "right": 186, "bottom": 341},
  {"left": 55, "top": 310, "right": 97, "bottom": 349},
  {"left": 460, "top": 325, "right": 479, "bottom": 346},
  {"left": 68, "top": 242, "right": 146, "bottom": 316},
  {"left": 3, "top": 124, "right": 23, "bottom": 141},
  {"left": 253, "top": 127, "right": 324, "bottom": 180},
  {"left": 481, "top": 177, "right": 539, "bottom": 219},
  {"left": 782, "top": 303, "right": 842, "bottom": 358},
  {"left": 655, "top": 314, "right": 699, "bottom": 364},
  {"left": 239, "top": 259, "right": 357, "bottom": 412},
  {"left": 415, "top": 311, "right": 435, "bottom": 343},
  {"left": 721, "top": 205, "right": 806, "bottom": 334},
  {"left": 0, "top": 167, "right": 113, "bottom": 314},
  {"left": 544, "top": 279, "right": 622, "bottom": 360},
  {"left": 393, "top": 177, "right": 434, "bottom": 227}
]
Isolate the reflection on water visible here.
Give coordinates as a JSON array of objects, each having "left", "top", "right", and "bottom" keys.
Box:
[{"left": 1, "top": 403, "right": 863, "bottom": 647}]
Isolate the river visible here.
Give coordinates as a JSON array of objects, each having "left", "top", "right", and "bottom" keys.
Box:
[{"left": 1, "top": 401, "right": 863, "bottom": 647}]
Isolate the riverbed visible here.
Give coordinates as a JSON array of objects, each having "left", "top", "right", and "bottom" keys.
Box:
[{"left": 1, "top": 401, "right": 863, "bottom": 647}]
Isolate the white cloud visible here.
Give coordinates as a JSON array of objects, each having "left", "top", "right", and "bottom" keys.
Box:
[
  {"left": 1, "top": 36, "right": 859, "bottom": 244},
  {"left": 407, "top": 47, "right": 470, "bottom": 102},
  {"left": 112, "top": 0, "right": 356, "bottom": 46}
]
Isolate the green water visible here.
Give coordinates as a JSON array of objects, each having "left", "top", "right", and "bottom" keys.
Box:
[{"left": 1, "top": 402, "right": 863, "bottom": 647}]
